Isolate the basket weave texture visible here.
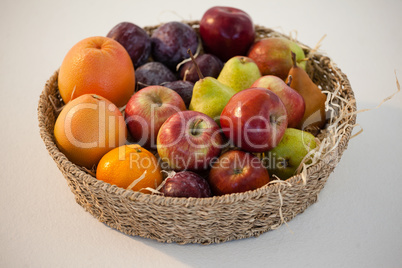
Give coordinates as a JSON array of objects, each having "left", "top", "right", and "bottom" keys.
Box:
[{"left": 38, "top": 22, "right": 357, "bottom": 244}]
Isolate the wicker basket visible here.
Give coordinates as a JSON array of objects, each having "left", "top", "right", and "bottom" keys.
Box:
[{"left": 38, "top": 22, "right": 357, "bottom": 244}]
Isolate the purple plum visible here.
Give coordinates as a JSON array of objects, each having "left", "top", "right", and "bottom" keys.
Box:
[
  {"left": 161, "top": 80, "right": 194, "bottom": 108},
  {"left": 135, "top": 62, "right": 177, "bottom": 89},
  {"left": 151, "top": 21, "right": 199, "bottom": 69},
  {"left": 179, "top": 54, "right": 223, "bottom": 83},
  {"left": 107, "top": 22, "right": 151, "bottom": 68},
  {"left": 162, "top": 171, "right": 212, "bottom": 198}
]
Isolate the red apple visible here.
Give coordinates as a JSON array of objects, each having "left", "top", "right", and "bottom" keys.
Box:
[
  {"left": 125, "top": 86, "right": 186, "bottom": 149},
  {"left": 220, "top": 88, "right": 288, "bottom": 152},
  {"left": 247, "top": 38, "right": 306, "bottom": 80},
  {"left": 208, "top": 150, "right": 270, "bottom": 195},
  {"left": 200, "top": 6, "right": 255, "bottom": 62},
  {"left": 157, "top": 111, "right": 223, "bottom": 171},
  {"left": 251, "top": 75, "right": 305, "bottom": 128}
]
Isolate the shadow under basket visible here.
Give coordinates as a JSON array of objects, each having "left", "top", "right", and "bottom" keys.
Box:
[{"left": 37, "top": 22, "right": 357, "bottom": 245}]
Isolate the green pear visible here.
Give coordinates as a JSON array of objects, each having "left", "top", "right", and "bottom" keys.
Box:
[
  {"left": 189, "top": 77, "right": 236, "bottom": 124},
  {"left": 217, "top": 56, "right": 261, "bottom": 93},
  {"left": 186, "top": 49, "right": 237, "bottom": 124},
  {"left": 266, "top": 128, "right": 317, "bottom": 180}
]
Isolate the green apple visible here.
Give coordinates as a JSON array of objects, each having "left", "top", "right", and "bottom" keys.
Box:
[{"left": 266, "top": 128, "right": 317, "bottom": 180}]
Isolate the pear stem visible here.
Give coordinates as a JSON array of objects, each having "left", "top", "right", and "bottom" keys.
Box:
[
  {"left": 187, "top": 49, "right": 204, "bottom": 80},
  {"left": 286, "top": 75, "right": 293, "bottom": 86},
  {"left": 291, "top": 51, "right": 297, "bottom": 68}
]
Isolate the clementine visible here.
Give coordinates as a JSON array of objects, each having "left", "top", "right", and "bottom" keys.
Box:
[
  {"left": 54, "top": 94, "right": 127, "bottom": 170},
  {"left": 58, "top": 36, "right": 135, "bottom": 108},
  {"left": 96, "top": 144, "right": 163, "bottom": 193}
]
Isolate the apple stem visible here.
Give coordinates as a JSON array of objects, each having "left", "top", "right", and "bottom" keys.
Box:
[
  {"left": 291, "top": 51, "right": 297, "bottom": 68},
  {"left": 191, "top": 118, "right": 203, "bottom": 135},
  {"left": 286, "top": 75, "right": 293, "bottom": 86},
  {"left": 187, "top": 49, "right": 204, "bottom": 80}
]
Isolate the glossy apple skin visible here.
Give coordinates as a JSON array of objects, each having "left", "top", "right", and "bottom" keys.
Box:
[
  {"left": 125, "top": 86, "right": 186, "bottom": 149},
  {"left": 220, "top": 88, "right": 288, "bottom": 152},
  {"left": 162, "top": 171, "right": 212, "bottom": 198},
  {"left": 200, "top": 6, "right": 255, "bottom": 62},
  {"left": 208, "top": 150, "right": 270, "bottom": 196},
  {"left": 157, "top": 111, "right": 223, "bottom": 171},
  {"left": 251, "top": 75, "right": 305, "bottom": 128},
  {"left": 247, "top": 38, "right": 306, "bottom": 80}
]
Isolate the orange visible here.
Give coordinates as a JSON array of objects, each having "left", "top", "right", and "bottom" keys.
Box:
[
  {"left": 54, "top": 94, "right": 127, "bottom": 170},
  {"left": 96, "top": 144, "right": 163, "bottom": 193},
  {"left": 58, "top": 36, "right": 135, "bottom": 108}
]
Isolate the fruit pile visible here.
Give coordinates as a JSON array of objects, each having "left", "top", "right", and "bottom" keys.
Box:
[{"left": 53, "top": 6, "right": 328, "bottom": 198}]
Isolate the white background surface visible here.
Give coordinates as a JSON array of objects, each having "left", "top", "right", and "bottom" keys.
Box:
[{"left": 1, "top": 0, "right": 402, "bottom": 267}]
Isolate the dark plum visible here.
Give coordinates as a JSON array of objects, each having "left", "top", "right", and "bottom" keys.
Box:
[
  {"left": 135, "top": 62, "right": 177, "bottom": 89},
  {"left": 151, "top": 21, "right": 199, "bottom": 69},
  {"left": 179, "top": 53, "right": 223, "bottom": 83},
  {"left": 162, "top": 171, "right": 212, "bottom": 198},
  {"left": 107, "top": 22, "right": 151, "bottom": 68},
  {"left": 161, "top": 80, "right": 194, "bottom": 108}
]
